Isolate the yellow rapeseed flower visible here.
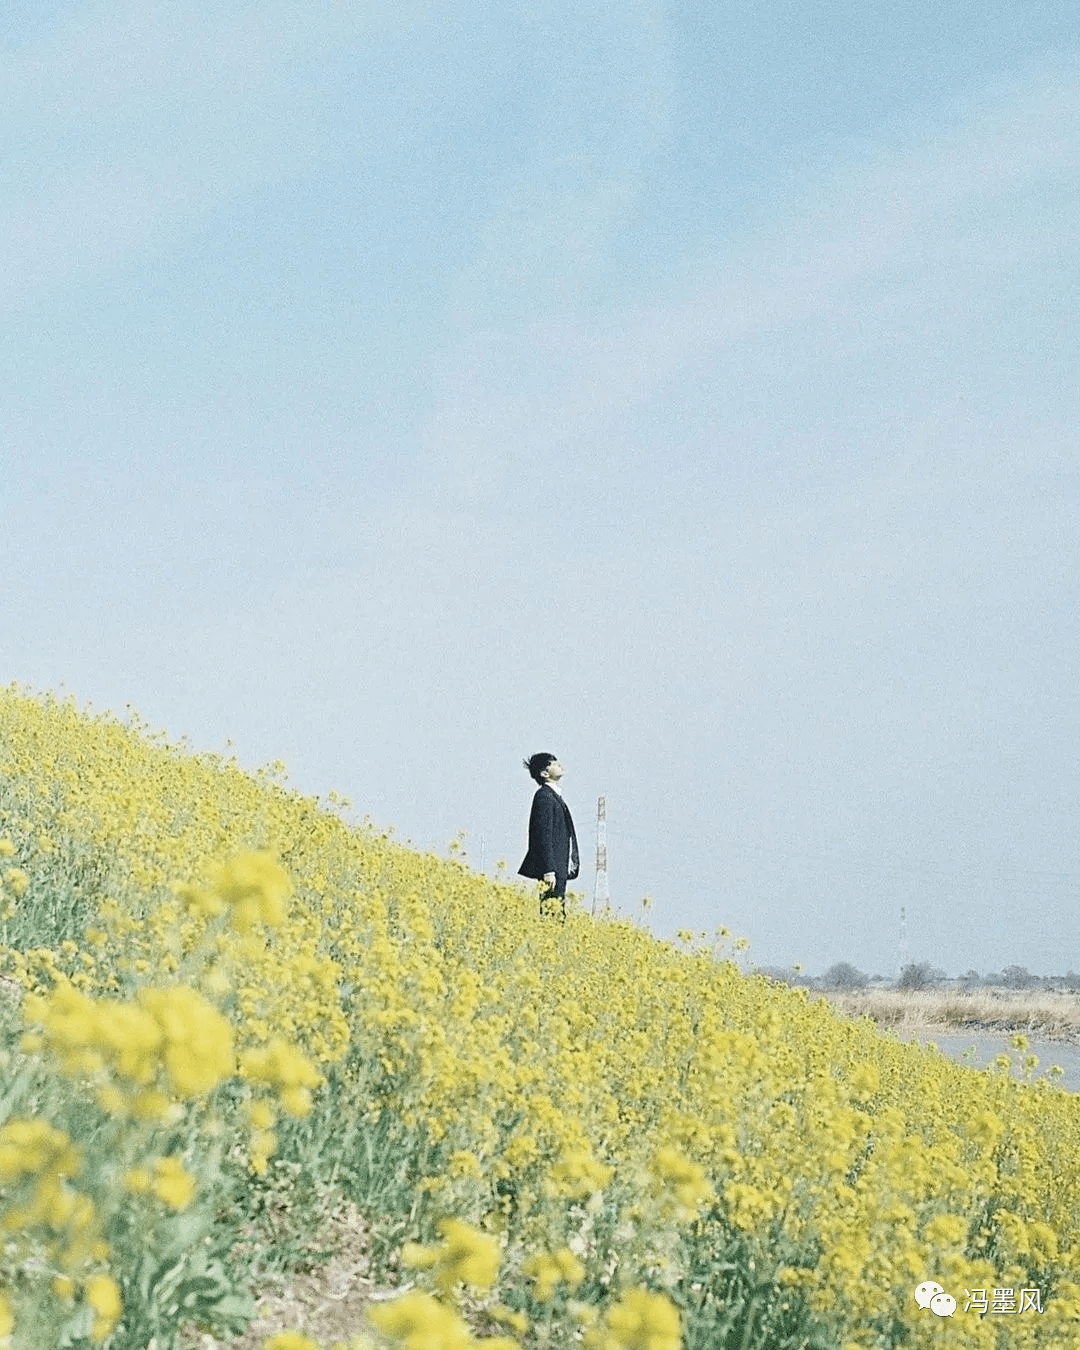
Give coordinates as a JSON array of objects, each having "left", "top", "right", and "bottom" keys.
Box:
[
  {"left": 212, "top": 850, "right": 292, "bottom": 932},
  {"left": 249, "top": 1128, "right": 278, "bottom": 1174},
  {"left": 239, "top": 1037, "right": 322, "bottom": 1115},
  {"left": 402, "top": 1218, "right": 501, "bottom": 1294},
  {"left": 548, "top": 1147, "right": 613, "bottom": 1200},
  {"left": 132, "top": 1088, "right": 175, "bottom": 1122},
  {"left": 366, "top": 1289, "right": 475, "bottom": 1348},
  {"left": 649, "top": 1147, "right": 714, "bottom": 1213},
  {"left": 95, "top": 1083, "right": 129, "bottom": 1116},
  {"left": 84, "top": 1273, "right": 122, "bottom": 1342},
  {"left": 2, "top": 869, "right": 28, "bottom": 897},
  {"left": 0, "top": 1119, "right": 80, "bottom": 1183},
  {"left": 173, "top": 880, "right": 226, "bottom": 920},
  {"left": 279, "top": 1085, "right": 313, "bottom": 1117},
  {"left": 922, "top": 1213, "right": 967, "bottom": 1246},
  {"left": 523, "top": 1248, "right": 585, "bottom": 1301},
  {"left": 95, "top": 1001, "right": 164, "bottom": 1085},
  {"left": 152, "top": 1156, "right": 195, "bottom": 1210},
  {"left": 247, "top": 1099, "right": 277, "bottom": 1130},
  {"left": 262, "top": 1333, "right": 320, "bottom": 1350},
  {"left": 136, "top": 986, "right": 234, "bottom": 1097},
  {"left": 124, "top": 1168, "right": 151, "bottom": 1194},
  {"left": 446, "top": 1150, "right": 482, "bottom": 1180},
  {"left": 584, "top": 1287, "right": 681, "bottom": 1350},
  {"left": 967, "top": 1109, "right": 1005, "bottom": 1149}
]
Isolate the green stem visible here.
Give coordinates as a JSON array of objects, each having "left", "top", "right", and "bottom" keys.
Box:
[{"left": 738, "top": 1291, "right": 760, "bottom": 1350}]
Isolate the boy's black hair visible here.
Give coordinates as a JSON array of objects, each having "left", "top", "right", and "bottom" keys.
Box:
[{"left": 523, "top": 752, "right": 557, "bottom": 784}]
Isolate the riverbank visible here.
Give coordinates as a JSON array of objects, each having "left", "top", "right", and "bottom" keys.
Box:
[{"left": 810, "top": 985, "right": 1080, "bottom": 1040}]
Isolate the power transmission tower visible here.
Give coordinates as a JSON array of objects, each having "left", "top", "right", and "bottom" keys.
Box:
[
  {"left": 592, "top": 796, "right": 610, "bottom": 916},
  {"left": 897, "top": 905, "right": 908, "bottom": 980}
]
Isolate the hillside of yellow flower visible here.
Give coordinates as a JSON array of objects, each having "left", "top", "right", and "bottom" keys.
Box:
[{"left": 0, "top": 683, "right": 1078, "bottom": 1350}]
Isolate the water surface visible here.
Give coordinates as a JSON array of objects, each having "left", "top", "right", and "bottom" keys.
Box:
[{"left": 894, "top": 1029, "right": 1080, "bottom": 1091}]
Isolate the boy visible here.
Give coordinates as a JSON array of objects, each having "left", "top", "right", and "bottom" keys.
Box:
[{"left": 519, "top": 753, "right": 580, "bottom": 921}]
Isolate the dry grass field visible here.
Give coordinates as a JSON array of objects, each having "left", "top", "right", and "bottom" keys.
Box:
[{"left": 812, "top": 985, "right": 1080, "bottom": 1041}]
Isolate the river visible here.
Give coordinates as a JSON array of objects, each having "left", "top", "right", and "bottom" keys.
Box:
[{"left": 893, "top": 1028, "right": 1080, "bottom": 1092}]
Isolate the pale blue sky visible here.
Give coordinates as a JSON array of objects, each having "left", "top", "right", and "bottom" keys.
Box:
[{"left": 3, "top": 1, "right": 1079, "bottom": 976}]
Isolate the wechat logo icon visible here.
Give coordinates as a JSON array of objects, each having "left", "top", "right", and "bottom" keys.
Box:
[{"left": 914, "top": 1281, "right": 956, "bottom": 1317}]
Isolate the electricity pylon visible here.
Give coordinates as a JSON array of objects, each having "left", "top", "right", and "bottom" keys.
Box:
[
  {"left": 897, "top": 905, "right": 908, "bottom": 980},
  {"left": 592, "top": 796, "right": 610, "bottom": 916}
]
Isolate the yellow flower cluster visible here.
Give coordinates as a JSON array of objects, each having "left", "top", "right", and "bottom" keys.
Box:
[
  {"left": 263, "top": 1334, "right": 323, "bottom": 1350},
  {"left": 0, "top": 1118, "right": 102, "bottom": 1268},
  {"left": 240, "top": 1036, "right": 324, "bottom": 1118},
  {"left": 0, "top": 835, "right": 28, "bottom": 923},
  {"left": 177, "top": 849, "right": 293, "bottom": 933},
  {"left": 544, "top": 1147, "right": 614, "bottom": 1200},
  {"left": 83, "top": 1273, "right": 123, "bottom": 1343},
  {"left": 522, "top": 1247, "right": 585, "bottom": 1301},
  {"left": 0, "top": 1120, "right": 79, "bottom": 1186},
  {"left": 648, "top": 1147, "right": 714, "bottom": 1217},
  {"left": 367, "top": 1290, "right": 518, "bottom": 1350},
  {"left": 124, "top": 1154, "right": 195, "bottom": 1210},
  {"left": 401, "top": 1218, "right": 502, "bottom": 1294},
  {"left": 21, "top": 980, "right": 234, "bottom": 1106},
  {"left": 583, "top": 1288, "right": 681, "bottom": 1350}
]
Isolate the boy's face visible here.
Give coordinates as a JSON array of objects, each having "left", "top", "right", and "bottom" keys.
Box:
[{"left": 543, "top": 758, "right": 564, "bottom": 782}]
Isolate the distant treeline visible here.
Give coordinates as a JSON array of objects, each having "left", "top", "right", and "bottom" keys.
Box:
[{"left": 756, "top": 960, "right": 1080, "bottom": 993}]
